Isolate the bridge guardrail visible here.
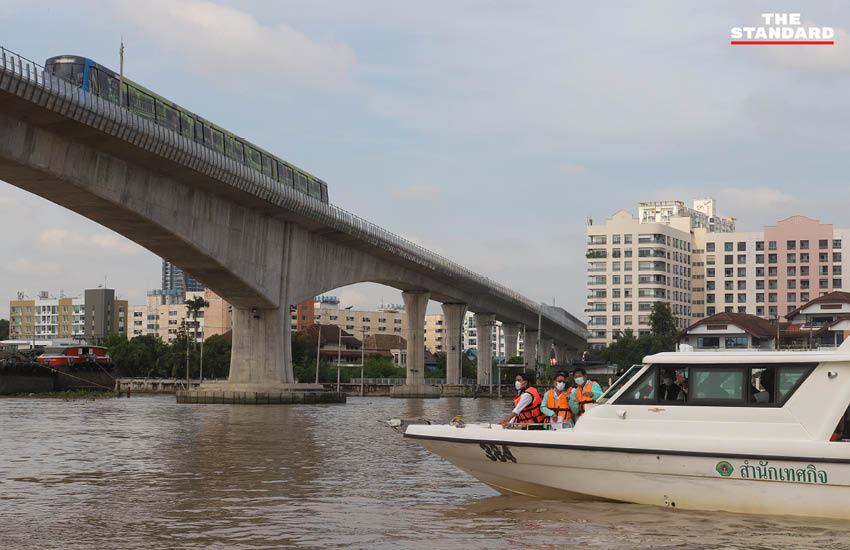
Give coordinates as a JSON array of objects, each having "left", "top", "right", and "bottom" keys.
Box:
[{"left": 0, "top": 46, "right": 587, "bottom": 339}]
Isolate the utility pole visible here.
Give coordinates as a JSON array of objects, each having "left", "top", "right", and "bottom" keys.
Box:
[
  {"left": 315, "top": 323, "right": 322, "bottom": 384},
  {"left": 185, "top": 323, "right": 189, "bottom": 390},
  {"left": 118, "top": 39, "right": 124, "bottom": 107}
]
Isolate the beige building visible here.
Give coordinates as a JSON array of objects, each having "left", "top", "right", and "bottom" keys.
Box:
[
  {"left": 586, "top": 199, "right": 735, "bottom": 348},
  {"left": 128, "top": 288, "right": 231, "bottom": 344},
  {"left": 9, "top": 289, "right": 125, "bottom": 342}
]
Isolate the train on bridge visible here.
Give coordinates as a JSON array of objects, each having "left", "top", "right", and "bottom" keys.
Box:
[{"left": 45, "top": 55, "right": 329, "bottom": 204}]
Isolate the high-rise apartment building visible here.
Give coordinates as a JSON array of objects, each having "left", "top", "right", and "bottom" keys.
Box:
[
  {"left": 128, "top": 289, "right": 230, "bottom": 344},
  {"left": 84, "top": 288, "right": 128, "bottom": 341},
  {"left": 161, "top": 260, "right": 205, "bottom": 294},
  {"left": 586, "top": 199, "right": 735, "bottom": 348},
  {"left": 588, "top": 200, "right": 850, "bottom": 349}
]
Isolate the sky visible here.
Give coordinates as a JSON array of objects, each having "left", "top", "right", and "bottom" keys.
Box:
[{"left": 1, "top": 1, "right": 850, "bottom": 318}]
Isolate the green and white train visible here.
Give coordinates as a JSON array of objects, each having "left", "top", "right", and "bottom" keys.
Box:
[{"left": 45, "top": 55, "right": 329, "bottom": 203}]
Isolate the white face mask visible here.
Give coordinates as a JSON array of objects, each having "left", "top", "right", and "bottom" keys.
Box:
[
  {"left": 556, "top": 381, "right": 566, "bottom": 391},
  {"left": 515, "top": 380, "right": 523, "bottom": 390},
  {"left": 574, "top": 377, "right": 585, "bottom": 386}
]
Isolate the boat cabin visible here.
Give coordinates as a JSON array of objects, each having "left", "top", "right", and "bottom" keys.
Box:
[{"left": 592, "top": 344, "right": 850, "bottom": 443}]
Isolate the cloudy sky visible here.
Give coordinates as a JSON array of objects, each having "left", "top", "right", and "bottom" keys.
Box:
[{"left": 1, "top": 1, "right": 849, "bottom": 318}]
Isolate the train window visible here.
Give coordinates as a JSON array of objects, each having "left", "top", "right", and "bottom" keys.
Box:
[
  {"left": 179, "top": 113, "right": 194, "bottom": 138},
  {"left": 246, "top": 147, "right": 262, "bottom": 170},
  {"left": 49, "top": 62, "right": 85, "bottom": 86},
  {"left": 197, "top": 123, "right": 212, "bottom": 145},
  {"left": 225, "top": 136, "right": 243, "bottom": 162},
  {"left": 279, "top": 162, "right": 293, "bottom": 186},
  {"left": 261, "top": 155, "right": 273, "bottom": 177},
  {"left": 104, "top": 74, "right": 120, "bottom": 104},
  {"left": 128, "top": 86, "right": 155, "bottom": 119},
  {"left": 88, "top": 67, "right": 101, "bottom": 95},
  {"left": 320, "top": 181, "right": 328, "bottom": 203},
  {"left": 120, "top": 82, "right": 130, "bottom": 107},
  {"left": 295, "top": 172, "right": 309, "bottom": 194},
  {"left": 308, "top": 177, "right": 321, "bottom": 199},
  {"left": 211, "top": 129, "right": 224, "bottom": 153},
  {"left": 156, "top": 103, "right": 180, "bottom": 132}
]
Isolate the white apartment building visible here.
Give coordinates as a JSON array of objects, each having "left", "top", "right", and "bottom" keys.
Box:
[
  {"left": 587, "top": 199, "right": 735, "bottom": 348},
  {"left": 128, "top": 290, "right": 208, "bottom": 344},
  {"left": 588, "top": 200, "right": 850, "bottom": 350}
]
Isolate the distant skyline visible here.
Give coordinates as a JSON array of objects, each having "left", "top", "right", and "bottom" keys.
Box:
[{"left": 1, "top": 1, "right": 850, "bottom": 319}]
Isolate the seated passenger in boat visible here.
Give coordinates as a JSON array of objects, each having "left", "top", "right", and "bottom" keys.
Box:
[
  {"left": 752, "top": 369, "right": 775, "bottom": 404},
  {"left": 500, "top": 373, "right": 544, "bottom": 429},
  {"left": 541, "top": 371, "right": 574, "bottom": 429},
  {"left": 832, "top": 406, "right": 850, "bottom": 441},
  {"left": 570, "top": 368, "right": 604, "bottom": 419}
]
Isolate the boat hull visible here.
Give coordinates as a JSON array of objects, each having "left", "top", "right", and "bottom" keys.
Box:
[{"left": 407, "top": 430, "right": 850, "bottom": 519}]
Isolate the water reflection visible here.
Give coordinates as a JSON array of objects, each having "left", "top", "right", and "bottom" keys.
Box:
[{"left": 0, "top": 395, "right": 849, "bottom": 549}]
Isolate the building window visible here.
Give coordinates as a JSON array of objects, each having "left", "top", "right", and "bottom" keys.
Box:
[
  {"left": 835, "top": 240, "right": 842, "bottom": 249},
  {"left": 834, "top": 252, "right": 842, "bottom": 262},
  {"left": 724, "top": 242, "right": 733, "bottom": 252},
  {"left": 737, "top": 254, "right": 746, "bottom": 264},
  {"left": 737, "top": 293, "right": 746, "bottom": 303},
  {"left": 787, "top": 253, "right": 796, "bottom": 264},
  {"left": 786, "top": 240, "right": 796, "bottom": 250},
  {"left": 768, "top": 254, "right": 777, "bottom": 264},
  {"left": 707, "top": 268, "right": 715, "bottom": 277},
  {"left": 725, "top": 336, "right": 748, "bottom": 348},
  {"left": 737, "top": 242, "right": 746, "bottom": 251},
  {"left": 787, "top": 293, "right": 796, "bottom": 303},
  {"left": 819, "top": 253, "right": 829, "bottom": 263},
  {"left": 755, "top": 254, "right": 764, "bottom": 264},
  {"left": 820, "top": 239, "right": 829, "bottom": 249},
  {"left": 787, "top": 279, "right": 796, "bottom": 289},
  {"left": 725, "top": 255, "right": 733, "bottom": 265},
  {"left": 800, "top": 279, "right": 810, "bottom": 289},
  {"left": 737, "top": 267, "right": 746, "bottom": 277},
  {"left": 737, "top": 280, "right": 746, "bottom": 290},
  {"left": 820, "top": 279, "right": 829, "bottom": 289},
  {"left": 800, "top": 292, "right": 810, "bottom": 302},
  {"left": 706, "top": 242, "right": 715, "bottom": 252},
  {"left": 725, "top": 294, "right": 733, "bottom": 303},
  {"left": 768, "top": 241, "right": 777, "bottom": 250},
  {"left": 756, "top": 280, "right": 764, "bottom": 290},
  {"left": 624, "top": 234, "right": 633, "bottom": 244},
  {"left": 756, "top": 293, "right": 764, "bottom": 303},
  {"left": 756, "top": 241, "right": 764, "bottom": 251},
  {"left": 768, "top": 293, "right": 777, "bottom": 303},
  {"left": 800, "top": 240, "right": 809, "bottom": 250},
  {"left": 612, "top": 234, "right": 621, "bottom": 244},
  {"left": 835, "top": 279, "right": 843, "bottom": 289}
]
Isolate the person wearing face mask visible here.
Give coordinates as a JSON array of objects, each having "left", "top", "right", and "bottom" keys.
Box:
[
  {"left": 500, "top": 372, "right": 544, "bottom": 428},
  {"left": 540, "top": 371, "right": 573, "bottom": 430},
  {"left": 569, "top": 367, "right": 604, "bottom": 420}
]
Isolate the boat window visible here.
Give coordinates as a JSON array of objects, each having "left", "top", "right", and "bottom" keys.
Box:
[
  {"left": 749, "top": 367, "right": 775, "bottom": 405},
  {"left": 613, "top": 366, "right": 657, "bottom": 404},
  {"left": 691, "top": 367, "right": 745, "bottom": 405},
  {"left": 777, "top": 366, "right": 814, "bottom": 405},
  {"left": 660, "top": 366, "right": 688, "bottom": 402},
  {"left": 597, "top": 365, "right": 642, "bottom": 403}
]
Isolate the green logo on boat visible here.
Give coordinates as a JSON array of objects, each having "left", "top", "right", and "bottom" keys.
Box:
[{"left": 716, "top": 461, "right": 733, "bottom": 477}]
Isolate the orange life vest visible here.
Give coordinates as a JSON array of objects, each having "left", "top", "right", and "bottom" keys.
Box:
[
  {"left": 513, "top": 386, "right": 544, "bottom": 424},
  {"left": 573, "top": 380, "right": 597, "bottom": 416},
  {"left": 543, "top": 389, "right": 572, "bottom": 424}
]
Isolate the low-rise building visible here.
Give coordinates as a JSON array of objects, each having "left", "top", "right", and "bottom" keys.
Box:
[
  {"left": 678, "top": 312, "right": 777, "bottom": 350},
  {"left": 9, "top": 289, "right": 125, "bottom": 342}
]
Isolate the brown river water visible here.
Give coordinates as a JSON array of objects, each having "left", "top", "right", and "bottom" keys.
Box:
[{"left": 1, "top": 394, "right": 850, "bottom": 549}]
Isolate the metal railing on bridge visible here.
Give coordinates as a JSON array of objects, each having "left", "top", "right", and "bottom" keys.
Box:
[
  {"left": 349, "top": 378, "right": 479, "bottom": 385},
  {"left": 0, "top": 46, "right": 588, "bottom": 339}
]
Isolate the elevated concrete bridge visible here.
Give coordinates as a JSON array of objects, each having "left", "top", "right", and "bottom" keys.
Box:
[{"left": 0, "top": 48, "right": 587, "bottom": 398}]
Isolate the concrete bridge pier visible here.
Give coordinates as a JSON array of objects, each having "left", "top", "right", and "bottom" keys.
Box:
[
  {"left": 441, "top": 303, "right": 467, "bottom": 384},
  {"left": 524, "top": 329, "right": 539, "bottom": 375},
  {"left": 540, "top": 337, "right": 553, "bottom": 367},
  {"left": 474, "top": 313, "right": 496, "bottom": 386},
  {"left": 554, "top": 343, "right": 570, "bottom": 366},
  {"left": 390, "top": 290, "right": 440, "bottom": 398},
  {"left": 503, "top": 323, "right": 521, "bottom": 361}
]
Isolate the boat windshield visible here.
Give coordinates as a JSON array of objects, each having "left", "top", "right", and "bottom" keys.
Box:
[{"left": 596, "top": 365, "right": 643, "bottom": 403}]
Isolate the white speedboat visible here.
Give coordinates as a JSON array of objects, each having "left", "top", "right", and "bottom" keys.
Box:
[{"left": 405, "top": 340, "right": 850, "bottom": 519}]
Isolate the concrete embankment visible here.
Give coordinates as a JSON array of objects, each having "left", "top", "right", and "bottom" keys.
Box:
[{"left": 0, "top": 370, "right": 116, "bottom": 395}]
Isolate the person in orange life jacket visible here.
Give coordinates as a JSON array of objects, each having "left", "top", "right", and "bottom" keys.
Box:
[
  {"left": 500, "top": 372, "right": 544, "bottom": 428},
  {"left": 540, "top": 371, "right": 574, "bottom": 429},
  {"left": 569, "top": 367, "right": 604, "bottom": 418}
]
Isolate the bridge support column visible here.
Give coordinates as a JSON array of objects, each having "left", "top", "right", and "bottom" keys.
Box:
[
  {"left": 503, "top": 323, "right": 520, "bottom": 362},
  {"left": 554, "top": 343, "right": 570, "bottom": 366},
  {"left": 390, "top": 290, "right": 440, "bottom": 398},
  {"left": 540, "top": 337, "right": 553, "bottom": 368},
  {"left": 186, "top": 305, "right": 345, "bottom": 403},
  {"left": 475, "top": 313, "right": 496, "bottom": 386},
  {"left": 441, "top": 303, "right": 467, "bottom": 384},
  {"left": 524, "top": 328, "right": 539, "bottom": 376}
]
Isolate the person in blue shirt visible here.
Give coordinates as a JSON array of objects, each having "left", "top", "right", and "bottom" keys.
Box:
[
  {"left": 569, "top": 367, "right": 605, "bottom": 420},
  {"left": 540, "top": 371, "right": 574, "bottom": 429}
]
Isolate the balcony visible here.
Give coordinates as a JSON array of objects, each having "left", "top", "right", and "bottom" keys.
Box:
[
  {"left": 638, "top": 234, "right": 666, "bottom": 245},
  {"left": 586, "top": 249, "right": 607, "bottom": 259},
  {"left": 638, "top": 261, "right": 667, "bottom": 272},
  {"left": 638, "top": 247, "right": 667, "bottom": 258}
]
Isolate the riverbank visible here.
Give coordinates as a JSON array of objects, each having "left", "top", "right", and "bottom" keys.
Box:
[{"left": 9, "top": 389, "right": 115, "bottom": 399}]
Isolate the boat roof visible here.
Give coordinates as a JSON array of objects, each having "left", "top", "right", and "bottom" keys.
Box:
[{"left": 645, "top": 349, "right": 850, "bottom": 364}]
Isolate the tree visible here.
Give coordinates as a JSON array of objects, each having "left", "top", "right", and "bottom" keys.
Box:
[
  {"left": 0, "top": 318, "right": 9, "bottom": 340},
  {"left": 649, "top": 301, "right": 678, "bottom": 351},
  {"left": 185, "top": 295, "right": 210, "bottom": 350},
  {"left": 201, "top": 334, "right": 231, "bottom": 379}
]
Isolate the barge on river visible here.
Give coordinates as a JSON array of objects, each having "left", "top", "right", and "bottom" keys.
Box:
[{"left": 405, "top": 339, "right": 850, "bottom": 519}]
